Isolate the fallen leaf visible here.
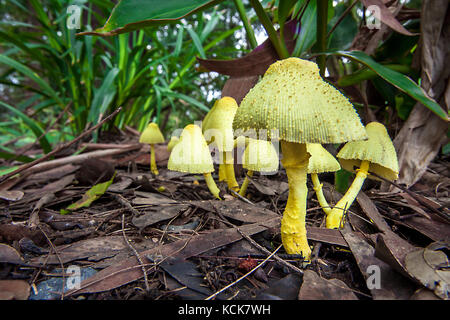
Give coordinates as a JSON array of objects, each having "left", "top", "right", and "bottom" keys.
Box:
[
  {"left": 405, "top": 242, "right": 450, "bottom": 300},
  {"left": 255, "top": 274, "right": 302, "bottom": 300},
  {"left": 0, "top": 190, "right": 24, "bottom": 201},
  {"left": 409, "top": 288, "right": 441, "bottom": 300},
  {"left": 131, "top": 204, "right": 188, "bottom": 229},
  {"left": 298, "top": 270, "right": 358, "bottom": 300},
  {"left": 0, "top": 243, "right": 24, "bottom": 264},
  {"left": 341, "top": 228, "right": 416, "bottom": 300},
  {"left": 0, "top": 280, "right": 30, "bottom": 300},
  {"left": 61, "top": 172, "right": 116, "bottom": 214}
]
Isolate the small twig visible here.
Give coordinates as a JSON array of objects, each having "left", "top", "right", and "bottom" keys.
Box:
[
  {"left": 113, "top": 194, "right": 140, "bottom": 216},
  {"left": 235, "top": 228, "right": 304, "bottom": 274},
  {"left": 205, "top": 244, "right": 283, "bottom": 300},
  {"left": 229, "top": 189, "right": 255, "bottom": 205},
  {"left": 121, "top": 214, "right": 150, "bottom": 292},
  {"left": 0, "top": 107, "right": 122, "bottom": 184}
]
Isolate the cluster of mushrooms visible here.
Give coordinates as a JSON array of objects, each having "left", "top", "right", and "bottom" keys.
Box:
[{"left": 139, "top": 58, "right": 399, "bottom": 262}]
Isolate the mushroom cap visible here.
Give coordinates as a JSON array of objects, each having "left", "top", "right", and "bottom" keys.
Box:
[
  {"left": 233, "top": 58, "right": 367, "bottom": 144},
  {"left": 168, "top": 124, "right": 214, "bottom": 174},
  {"left": 242, "top": 139, "right": 279, "bottom": 172},
  {"left": 337, "top": 122, "right": 399, "bottom": 181},
  {"left": 167, "top": 136, "right": 180, "bottom": 152},
  {"left": 139, "top": 123, "right": 165, "bottom": 144},
  {"left": 202, "top": 96, "right": 238, "bottom": 152},
  {"left": 306, "top": 144, "right": 341, "bottom": 174}
]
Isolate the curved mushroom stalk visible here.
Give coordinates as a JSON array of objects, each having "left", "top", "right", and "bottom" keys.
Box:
[
  {"left": 238, "top": 170, "right": 253, "bottom": 197},
  {"left": 218, "top": 164, "right": 226, "bottom": 182},
  {"left": 311, "top": 173, "right": 331, "bottom": 215},
  {"left": 204, "top": 173, "right": 222, "bottom": 200},
  {"left": 280, "top": 142, "right": 311, "bottom": 261},
  {"left": 326, "top": 160, "right": 369, "bottom": 229}
]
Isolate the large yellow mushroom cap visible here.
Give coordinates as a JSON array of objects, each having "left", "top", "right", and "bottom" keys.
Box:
[
  {"left": 202, "top": 96, "right": 238, "bottom": 152},
  {"left": 139, "top": 122, "right": 165, "bottom": 144},
  {"left": 242, "top": 139, "right": 279, "bottom": 172},
  {"left": 306, "top": 144, "right": 341, "bottom": 173},
  {"left": 233, "top": 57, "right": 367, "bottom": 144},
  {"left": 168, "top": 124, "right": 214, "bottom": 174},
  {"left": 337, "top": 122, "right": 399, "bottom": 181}
]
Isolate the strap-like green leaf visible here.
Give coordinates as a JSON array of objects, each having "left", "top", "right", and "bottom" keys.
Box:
[
  {"left": 78, "top": 0, "right": 225, "bottom": 36},
  {"left": 325, "top": 50, "right": 449, "bottom": 121}
]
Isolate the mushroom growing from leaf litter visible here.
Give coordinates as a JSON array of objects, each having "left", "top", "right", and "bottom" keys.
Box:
[
  {"left": 239, "top": 139, "right": 279, "bottom": 197},
  {"left": 326, "top": 121, "right": 399, "bottom": 229},
  {"left": 168, "top": 124, "right": 221, "bottom": 200},
  {"left": 306, "top": 144, "right": 341, "bottom": 215},
  {"left": 139, "top": 122, "right": 165, "bottom": 175},
  {"left": 233, "top": 57, "right": 367, "bottom": 261},
  {"left": 202, "top": 96, "right": 239, "bottom": 192}
]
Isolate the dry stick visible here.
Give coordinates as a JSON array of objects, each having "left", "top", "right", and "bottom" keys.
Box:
[
  {"left": 121, "top": 214, "right": 150, "bottom": 292},
  {"left": 0, "top": 106, "right": 122, "bottom": 184},
  {"left": 371, "top": 172, "right": 450, "bottom": 223},
  {"left": 205, "top": 244, "right": 283, "bottom": 300},
  {"left": 113, "top": 194, "right": 140, "bottom": 216},
  {"left": 235, "top": 228, "right": 304, "bottom": 274}
]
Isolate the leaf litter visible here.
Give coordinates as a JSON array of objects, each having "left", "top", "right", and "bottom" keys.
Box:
[{"left": 0, "top": 128, "right": 449, "bottom": 300}]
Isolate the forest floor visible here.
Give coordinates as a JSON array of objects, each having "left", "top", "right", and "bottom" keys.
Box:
[{"left": 0, "top": 128, "right": 449, "bottom": 301}]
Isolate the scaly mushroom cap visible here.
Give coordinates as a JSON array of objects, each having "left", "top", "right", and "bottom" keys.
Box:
[
  {"left": 202, "top": 96, "right": 238, "bottom": 152},
  {"left": 242, "top": 139, "right": 279, "bottom": 172},
  {"left": 306, "top": 144, "right": 341, "bottom": 174},
  {"left": 139, "top": 123, "right": 165, "bottom": 144},
  {"left": 233, "top": 58, "right": 367, "bottom": 144},
  {"left": 337, "top": 122, "right": 399, "bottom": 181},
  {"left": 168, "top": 124, "right": 214, "bottom": 174}
]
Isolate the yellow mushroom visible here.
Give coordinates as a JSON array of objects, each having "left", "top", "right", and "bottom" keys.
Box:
[
  {"left": 202, "top": 96, "right": 240, "bottom": 192},
  {"left": 233, "top": 58, "right": 367, "bottom": 261},
  {"left": 239, "top": 139, "right": 279, "bottom": 197},
  {"left": 167, "top": 136, "right": 179, "bottom": 152},
  {"left": 326, "top": 122, "right": 398, "bottom": 229},
  {"left": 306, "top": 144, "right": 341, "bottom": 215},
  {"left": 139, "top": 122, "right": 165, "bottom": 175},
  {"left": 168, "top": 124, "right": 221, "bottom": 200}
]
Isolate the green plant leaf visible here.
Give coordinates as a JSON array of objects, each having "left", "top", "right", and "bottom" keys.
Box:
[
  {"left": 325, "top": 51, "right": 449, "bottom": 121},
  {"left": 0, "top": 54, "right": 64, "bottom": 106},
  {"left": 0, "top": 101, "right": 52, "bottom": 154},
  {"left": 61, "top": 172, "right": 116, "bottom": 214},
  {"left": 77, "top": 0, "right": 225, "bottom": 36}
]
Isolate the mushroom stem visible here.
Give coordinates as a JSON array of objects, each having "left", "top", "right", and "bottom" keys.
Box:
[
  {"left": 238, "top": 170, "right": 253, "bottom": 197},
  {"left": 326, "top": 160, "right": 370, "bottom": 229},
  {"left": 280, "top": 142, "right": 311, "bottom": 261},
  {"left": 218, "top": 164, "right": 226, "bottom": 182},
  {"left": 311, "top": 173, "right": 331, "bottom": 215},
  {"left": 203, "top": 172, "right": 222, "bottom": 200},
  {"left": 223, "top": 151, "right": 239, "bottom": 192},
  {"left": 150, "top": 144, "right": 159, "bottom": 175}
]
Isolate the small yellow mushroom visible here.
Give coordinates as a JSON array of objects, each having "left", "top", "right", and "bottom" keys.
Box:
[
  {"left": 168, "top": 124, "right": 221, "bottom": 200},
  {"left": 202, "top": 97, "right": 240, "bottom": 192},
  {"left": 239, "top": 139, "right": 279, "bottom": 197},
  {"left": 139, "top": 122, "right": 165, "bottom": 175},
  {"left": 167, "top": 136, "right": 179, "bottom": 152},
  {"left": 326, "top": 122, "right": 398, "bottom": 229}
]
